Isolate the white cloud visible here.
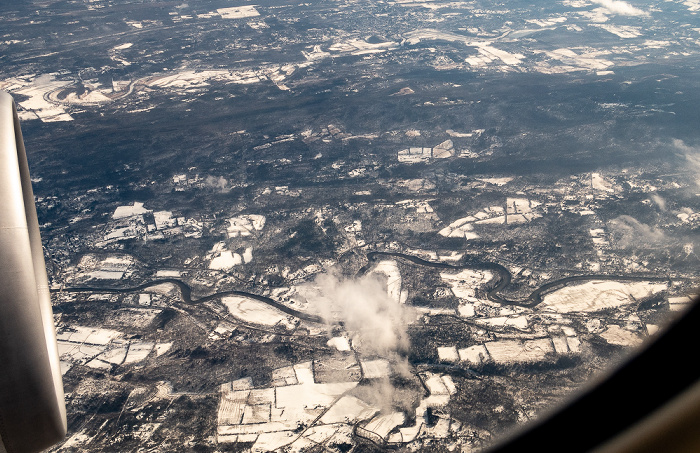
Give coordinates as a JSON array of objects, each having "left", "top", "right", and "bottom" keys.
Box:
[
  {"left": 651, "top": 194, "right": 666, "bottom": 211},
  {"left": 673, "top": 139, "right": 700, "bottom": 187},
  {"left": 305, "top": 271, "right": 415, "bottom": 356},
  {"left": 303, "top": 271, "right": 420, "bottom": 413},
  {"left": 204, "top": 175, "right": 229, "bottom": 193},
  {"left": 591, "top": 0, "right": 650, "bottom": 16},
  {"left": 608, "top": 215, "right": 665, "bottom": 247}
]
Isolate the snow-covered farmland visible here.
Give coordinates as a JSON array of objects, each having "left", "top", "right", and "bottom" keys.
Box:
[
  {"left": 440, "top": 269, "right": 493, "bottom": 299},
  {"left": 398, "top": 139, "right": 454, "bottom": 163},
  {"left": 57, "top": 325, "right": 122, "bottom": 345},
  {"left": 227, "top": 214, "right": 266, "bottom": 237},
  {"left": 1, "top": 73, "right": 74, "bottom": 122},
  {"left": 458, "top": 344, "right": 489, "bottom": 364},
  {"left": 539, "top": 280, "right": 667, "bottom": 313},
  {"left": 668, "top": 295, "right": 694, "bottom": 312},
  {"left": 440, "top": 197, "right": 541, "bottom": 238},
  {"left": 327, "top": 336, "right": 351, "bottom": 352},
  {"left": 543, "top": 48, "right": 612, "bottom": 72},
  {"left": 360, "top": 359, "right": 390, "bottom": 379},
  {"left": 438, "top": 217, "right": 481, "bottom": 239},
  {"left": 217, "top": 362, "right": 357, "bottom": 448},
  {"left": 485, "top": 338, "right": 554, "bottom": 363},
  {"left": 477, "top": 177, "right": 513, "bottom": 186},
  {"left": 218, "top": 361, "right": 463, "bottom": 450},
  {"left": 475, "top": 315, "right": 529, "bottom": 330},
  {"left": 143, "top": 66, "right": 296, "bottom": 92},
  {"left": 208, "top": 242, "right": 254, "bottom": 269},
  {"left": 222, "top": 295, "right": 295, "bottom": 328},
  {"left": 455, "top": 335, "right": 581, "bottom": 365},
  {"left": 600, "top": 325, "right": 644, "bottom": 346},
  {"left": 325, "top": 38, "right": 398, "bottom": 57},
  {"left": 371, "top": 260, "right": 405, "bottom": 304},
  {"left": 210, "top": 250, "right": 243, "bottom": 269},
  {"left": 56, "top": 325, "right": 169, "bottom": 372},
  {"left": 217, "top": 6, "right": 260, "bottom": 19},
  {"left": 437, "top": 346, "right": 460, "bottom": 362},
  {"left": 404, "top": 29, "right": 524, "bottom": 69},
  {"left": 113, "top": 202, "right": 151, "bottom": 219}
]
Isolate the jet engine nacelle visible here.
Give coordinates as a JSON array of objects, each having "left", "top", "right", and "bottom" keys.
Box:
[{"left": 0, "top": 92, "right": 67, "bottom": 453}]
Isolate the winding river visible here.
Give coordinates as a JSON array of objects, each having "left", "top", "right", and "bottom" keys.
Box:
[
  {"left": 365, "top": 251, "right": 671, "bottom": 308},
  {"left": 57, "top": 278, "right": 324, "bottom": 323},
  {"left": 55, "top": 251, "right": 671, "bottom": 322}
]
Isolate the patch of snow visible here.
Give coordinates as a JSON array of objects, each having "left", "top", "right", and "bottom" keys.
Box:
[
  {"left": 361, "top": 359, "right": 391, "bottom": 379},
  {"left": 327, "top": 336, "right": 351, "bottom": 352},
  {"left": 437, "top": 346, "right": 460, "bottom": 362},
  {"left": 222, "top": 296, "right": 292, "bottom": 326},
  {"left": 113, "top": 202, "right": 151, "bottom": 219},
  {"left": 217, "top": 6, "right": 260, "bottom": 19},
  {"left": 600, "top": 325, "right": 643, "bottom": 346},
  {"left": 540, "top": 280, "right": 667, "bottom": 313}
]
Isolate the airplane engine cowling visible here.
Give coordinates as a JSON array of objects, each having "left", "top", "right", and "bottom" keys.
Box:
[{"left": 0, "top": 91, "right": 67, "bottom": 453}]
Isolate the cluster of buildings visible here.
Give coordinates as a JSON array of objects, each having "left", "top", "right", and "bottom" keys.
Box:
[{"left": 98, "top": 202, "right": 204, "bottom": 247}]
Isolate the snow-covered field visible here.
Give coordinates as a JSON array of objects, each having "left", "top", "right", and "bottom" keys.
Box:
[
  {"left": 360, "top": 359, "right": 390, "bottom": 379},
  {"left": 453, "top": 335, "right": 581, "bottom": 365},
  {"left": 113, "top": 202, "right": 151, "bottom": 219},
  {"left": 208, "top": 242, "right": 253, "bottom": 269},
  {"left": 476, "top": 315, "right": 529, "bottom": 330},
  {"left": 600, "top": 325, "right": 644, "bottom": 346},
  {"left": 218, "top": 361, "right": 463, "bottom": 450},
  {"left": 440, "top": 269, "right": 492, "bottom": 299},
  {"left": 371, "top": 260, "right": 404, "bottom": 303},
  {"left": 440, "top": 197, "right": 541, "bottom": 238},
  {"left": 437, "top": 346, "right": 460, "bottom": 362},
  {"left": 144, "top": 67, "right": 292, "bottom": 90},
  {"left": 485, "top": 338, "right": 554, "bottom": 363},
  {"left": 397, "top": 140, "right": 454, "bottom": 163},
  {"left": 217, "top": 6, "right": 260, "bottom": 19},
  {"left": 57, "top": 326, "right": 122, "bottom": 345},
  {"left": 1, "top": 74, "right": 74, "bottom": 122},
  {"left": 222, "top": 295, "right": 293, "bottom": 327},
  {"left": 540, "top": 280, "right": 667, "bottom": 313},
  {"left": 56, "top": 325, "right": 170, "bottom": 372},
  {"left": 458, "top": 344, "right": 489, "bottom": 364},
  {"left": 210, "top": 251, "right": 243, "bottom": 269},
  {"left": 327, "top": 336, "right": 351, "bottom": 352},
  {"left": 227, "top": 214, "right": 266, "bottom": 237},
  {"left": 477, "top": 177, "right": 513, "bottom": 186}
]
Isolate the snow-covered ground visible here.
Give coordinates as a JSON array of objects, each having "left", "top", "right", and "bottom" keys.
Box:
[
  {"left": 113, "top": 202, "right": 151, "bottom": 219},
  {"left": 540, "top": 280, "right": 667, "bottom": 313},
  {"left": 1, "top": 73, "right": 74, "bottom": 122},
  {"left": 371, "top": 260, "right": 405, "bottom": 304},
  {"left": 217, "top": 6, "right": 260, "bottom": 19},
  {"left": 227, "top": 214, "right": 266, "bottom": 237},
  {"left": 218, "top": 361, "right": 463, "bottom": 450},
  {"left": 440, "top": 268, "right": 493, "bottom": 300},
  {"left": 56, "top": 325, "right": 170, "bottom": 372},
  {"left": 222, "top": 295, "right": 295, "bottom": 328}
]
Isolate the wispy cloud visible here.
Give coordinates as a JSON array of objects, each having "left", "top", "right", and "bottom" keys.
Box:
[
  {"left": 204, "top": 175, "right": 229, "bottom": 193},
  {"left": 608, "top": 215, "right": 665, "bottom": 248},
  {"left": 303, "top": 271, "right": 419, "bottom": 412},
  {"left": 305, "top": 271, "right": 415, "bottom": 356},
  {"left": 651, "top": 194, "right": 666, "bottom": 211},
  {"left": 672, "top": 139, "right": 700, "bottom": 188},
  {"left": 592, "top": 0, "right": 649, "bottom": 16}
]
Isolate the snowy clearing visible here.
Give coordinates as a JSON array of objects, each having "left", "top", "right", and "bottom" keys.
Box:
[
  {"left": 222, "top": 296, "right": 292, "bottom": 326},
  {"left": 540, "top": 280, "right": 667, "bottom": 313}
]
